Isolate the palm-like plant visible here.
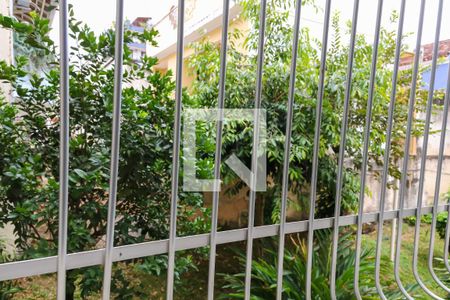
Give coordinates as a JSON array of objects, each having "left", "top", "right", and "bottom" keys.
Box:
[{"left": 221, "top": 229, "right": 415, "bottom": 299}]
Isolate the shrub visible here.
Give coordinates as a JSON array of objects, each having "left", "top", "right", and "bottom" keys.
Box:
[
  {"left": 0, "top": 7, "right": 208, "bottom": 299},
  {"left": 187, "top": 0, "right": 429, "bottom": 224},
  {"left": 405, "top": 211, "right": 448, "bottom": 240}
]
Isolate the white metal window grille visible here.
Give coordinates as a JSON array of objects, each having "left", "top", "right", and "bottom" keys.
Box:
[{"left": 0, "top": 0, "right": 450, "bottom": 299}]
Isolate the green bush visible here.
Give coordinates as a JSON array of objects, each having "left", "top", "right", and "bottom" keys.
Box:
[
  {"left": 405, "top": 211, "right": 448, "bottom": 240},
  {"left": 187, "top": 0, "right": 429, "bottom": 224},
  {"left": 0, "top": 0, "right": 441, "bottom": 297},
  {"left": 0, "top": 8, "right": 208, "bottom": 299}
]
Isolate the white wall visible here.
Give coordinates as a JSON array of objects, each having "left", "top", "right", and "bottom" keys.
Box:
[{"left": 364, "top": 107, "right": 450, "bottom": 213}]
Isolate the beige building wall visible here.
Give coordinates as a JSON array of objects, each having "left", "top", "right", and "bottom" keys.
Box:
[
  {"left": 156, "top": 18, "right": 248, "bottom": 88},
  {"left": 0, "top": 0, "right": 13, "bottom": 100},
  {"left": 149, "top": 0, "right": 247, "bottom": 88}
]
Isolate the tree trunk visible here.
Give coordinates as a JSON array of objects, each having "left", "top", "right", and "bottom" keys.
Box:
[{"left": 254, "top": 195, "right": 265, "bottom": 226}]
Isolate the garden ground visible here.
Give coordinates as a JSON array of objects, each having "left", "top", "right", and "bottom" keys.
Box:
[{"left": 10, "top": 221, "right": 448, "bottom": 299}]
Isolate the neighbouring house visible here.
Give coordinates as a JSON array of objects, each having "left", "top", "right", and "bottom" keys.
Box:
[
  {"left": 148, "top": 0, "right": 252, "bottom": 228},
  {"left": 365, "top": 42, "right": 450, "bottom": 214},
  {"left": 148, "top": 0, "right": 246, "bottom": 88},
  {"left": 126, "top": 17, "right": 152, "bottom": 63}
]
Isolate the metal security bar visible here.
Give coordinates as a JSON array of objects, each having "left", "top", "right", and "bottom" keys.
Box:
[
  {"left": 166, "top": 0, "right": 185, "bottom": 297},
  {"left": 56, "top": 0, "right": 69, "bottom": 298},
  {"left": 399, "top": 0, "right": 445, "bottom": 299},
  {"left": 379, "top": 0, "right": 408, "bottom": 298},
  {"left": 101, "top": 0, "right": 125, "bottom": 298},
  {"left": 1, "top": 0, "right": 450, "bottom": 299},
  {"left": 355, "top": 0, "right": 383, "bottom": 298},
  {"left": 208, "top": 0, "right": 230, "bottom": 299}
]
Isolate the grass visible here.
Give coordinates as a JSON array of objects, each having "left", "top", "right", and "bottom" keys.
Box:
[
  {"left": 13, "top": 276, "right": 56, "bottom": 299},
  {"left": 363, "top": 221, "right": 449, "bottom": 299}
]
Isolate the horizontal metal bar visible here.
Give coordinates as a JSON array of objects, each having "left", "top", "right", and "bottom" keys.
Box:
[{"left": 0, "top": 204, "right": 447, "bottom": 282}]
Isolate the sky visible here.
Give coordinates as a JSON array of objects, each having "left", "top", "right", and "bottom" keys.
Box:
[
  {"left": 49, "top": 0, "right": 450, "bottom": 52},
  {"left": 49, "top": 0, "right": 176, "bottom": 41}
]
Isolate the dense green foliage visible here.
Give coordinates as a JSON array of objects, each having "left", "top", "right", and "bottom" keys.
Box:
[
  {"left": 0, "top": 8, "right": 208, "bottom": 299},
  {"left": 184, "top": 0, "right": 438, "bottom": 297},
  {"left": 186, "top": 0, "right": 427, "bottom": 224},
  {"left": 0, "top": 0, "right": 444, "bottom": 298},
  {"left": 406, "top": 211, "right": 448, "bottom": 241}
]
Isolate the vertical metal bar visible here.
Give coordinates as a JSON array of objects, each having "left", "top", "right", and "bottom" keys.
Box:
[
  {"left": 56, "top": 0, "right": 69, "bottom": 299},
  {"left": 207, "top": 0, "right": 230, "bottom": 298},
  {"left": 403, "top": 0, "right": 447, "bottom": 297},
  {"left": 101, "top": 0, "right": 125, "bottom": 298},
  {"left": 390, "top": 179, "right": 399, "bottom": 262},
  {"left": 305, "top": 0, "right": 331, "bottom": 298},
  {"left": 166, "top": 1, "right": 185, "bottom": 299},
  {"left": 355, "top": 1, "right": 384, "bottom": 295},
  {"left": 243, "top": 0, "right": 266, "bottom": 299},
  {"left": 275, "top": 0, "right": 302, "bottom": 298},
  {"left": 423, "top": 0, "right": 450, "bottom": 292},
  {"left": 446, "top": 211, "right": 450, "bottom": 272},
  {"left": 372, "top": 0, "right": 407, "bottom": 292},
  {"left": 389, "top": 180, "right": 398, "bottom": 261},
  {"left": 329, "top": 0, "right": 359, "bottom": 299},
  {"left": 392, "top": 0, "right": 442, "bottom": 297},
  {"left": 443, "top": 56, "right": 450, "bottom": 274}
]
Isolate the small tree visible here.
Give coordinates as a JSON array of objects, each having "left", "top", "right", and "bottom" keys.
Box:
[
  {"left": 187, "top": 0, "right": 428, "bottom": 224},
  {"left": 0, "top": 9, "right": 208, "bottom": 299}
]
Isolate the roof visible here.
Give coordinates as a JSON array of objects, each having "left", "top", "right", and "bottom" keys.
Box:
[
  {"left": 422, "top": 39, "right": 450, "bottom": 62},
  {"left": 148, "top": 1, "right": 241, "bottom": 60},
  {"left": 400, "top": 39, "right": 450, "bottom": 66},
  {"left": 131, "top": 17, "right": 151, "bottom": 27}
]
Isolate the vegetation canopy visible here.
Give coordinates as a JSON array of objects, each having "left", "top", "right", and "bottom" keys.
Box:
[
  {"left": 0, "top": 6, "right": 208, "bottom": 299},
  {"left": 0, "top": 0, "right": 445, "bottom": 298}
]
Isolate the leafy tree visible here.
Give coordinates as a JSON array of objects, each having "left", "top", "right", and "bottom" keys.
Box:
[
  {"left": 0, "top": 8, "right": 208, "bottom": 299},
  {"left": 186, "top": 0, "right": 428, "bottom": 224}
]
